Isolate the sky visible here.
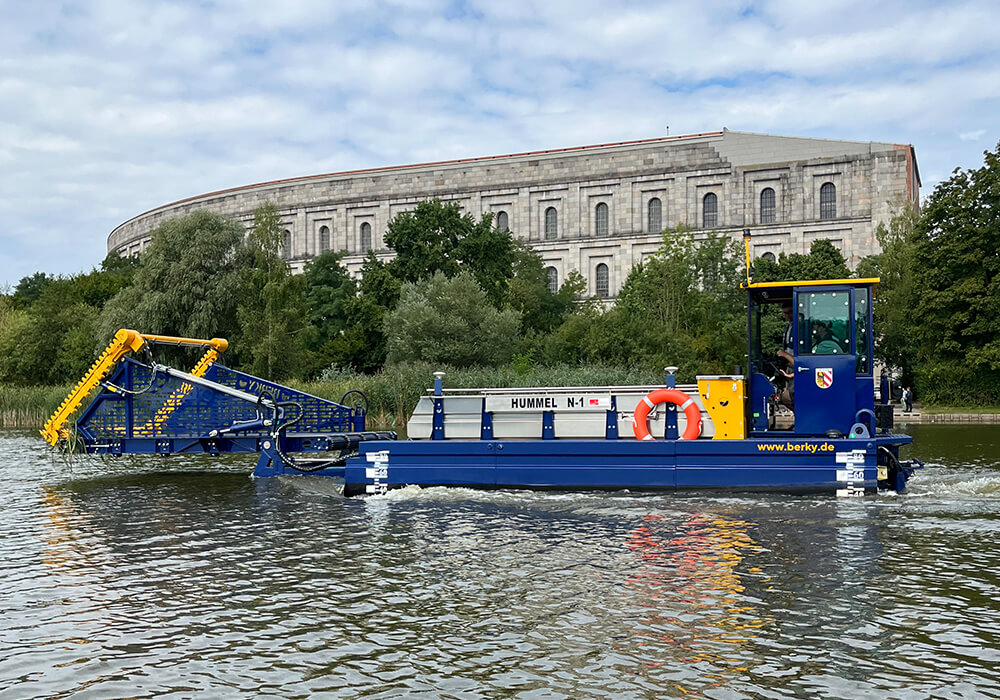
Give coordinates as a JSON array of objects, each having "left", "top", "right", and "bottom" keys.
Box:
[{"left": 2, "top": 0, "right": 998, "bottom": 289}]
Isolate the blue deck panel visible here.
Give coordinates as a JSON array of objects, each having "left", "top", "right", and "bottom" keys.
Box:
[{"left": 345, "top": 434, "right": 911, "bottom": 493}]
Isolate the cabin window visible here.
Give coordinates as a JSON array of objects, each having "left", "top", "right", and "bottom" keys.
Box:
[
  {"left": 797, "top": 291, "right": 850, "bottom": 355},
  {"left": 546, "top": 266, "right": 559, "bottom": 293},
  {"left": 647, "top": 197, "right": 662, "bottom": 233},
  {"left": 496, "top": 210, "right": 509, "bottom": 233},
  {"left": 760, "top": 188, "right": 776, "bottom": 224},
  {"left": 544, "top": 207, "right": 558, "bottom": 240},
  {"left": 703, "top": 193, "right": 718, "bottom": 228},
  {"left": 820, "top": 182, "right": 836, "bottom": 219},
  {"left": 319, "top": 225, "right": 330, "bottom": 253},
  {"left": 595, "top": 202, "right": 609, "bottom": 236}
]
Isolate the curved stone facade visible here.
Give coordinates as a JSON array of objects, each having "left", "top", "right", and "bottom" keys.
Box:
[{"left": 109, "top": 130, "right": 919, "bottom": 298}]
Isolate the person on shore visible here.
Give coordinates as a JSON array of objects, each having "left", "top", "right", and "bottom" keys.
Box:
[{"left": 903, "top": 387, "right": 913, "bottom": 413}]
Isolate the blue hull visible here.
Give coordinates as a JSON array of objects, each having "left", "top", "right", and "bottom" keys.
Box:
[{"left": 340, "top": 434, "right": 913, "bottom": 496}]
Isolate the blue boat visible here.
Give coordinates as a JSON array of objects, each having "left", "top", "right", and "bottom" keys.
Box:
[{"left": 44, "top": 234, "right": 920, "bottom": 497}]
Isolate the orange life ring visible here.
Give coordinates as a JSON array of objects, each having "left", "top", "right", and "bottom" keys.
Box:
[{"left": 632, "top": 388, "right": 702, "bottom": 441}]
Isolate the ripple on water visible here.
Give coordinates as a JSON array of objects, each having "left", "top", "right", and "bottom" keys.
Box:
[{"left": 1, "top": 429, "right": 1000, "bottom": 697}]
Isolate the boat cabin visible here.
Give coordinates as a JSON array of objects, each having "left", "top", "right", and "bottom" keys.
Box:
[{"left": 746, "top": 277, "right": 878, "bottom": 438}]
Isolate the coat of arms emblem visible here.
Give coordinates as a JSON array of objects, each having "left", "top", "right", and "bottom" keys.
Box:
[{"left": 815, "top": 368, "right": 834, "bottom": 389}]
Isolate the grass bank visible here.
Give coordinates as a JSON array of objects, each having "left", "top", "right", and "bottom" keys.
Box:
[{"left": 0, "top": 384, "right": 71, "bottom": 429}]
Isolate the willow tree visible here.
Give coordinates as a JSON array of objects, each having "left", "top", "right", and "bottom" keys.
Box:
[
  {"left": 236, "top": 203, "right": 309, "bottom": 380},
  {"left": 97, "top": 210, "right": 246, "bottom": 345}
]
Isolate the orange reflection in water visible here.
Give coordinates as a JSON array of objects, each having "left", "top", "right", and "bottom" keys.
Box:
[{"left": 623, "top": 512, "right": 771, "bottom": 695}]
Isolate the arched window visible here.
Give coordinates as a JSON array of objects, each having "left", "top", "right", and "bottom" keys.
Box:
[
  {"left": 820, "top": 182, "right": 836, "bottom": 219},
  {"left": 761, "top": 251, "right": 776, "bottom": 263},
  {"left": 595, "top": 263, "right": 609, "bottom": 298},
  {"left": 760, "top": 188, "right": 776, "bottom": 224},
  {"left": 496, "top": 211, "right": 509, "bottom": 233},
  {"left": 544, "top": 207, "right": 558, "bottom": 240},
  {"left": 703, "top": 193, "right": 718, "bottom": 228},
  {"left": 546, "top": 266, "right": 559, "bottom": 294},
  {"left": 360, "top": 222, "right": 372, "bottom": 252},
  {"left": 595, "top": 202, "right": 609, "bottom": 237},
  {"left": 647, "top": 197, "right": 662, "bottom": 233},
  {"left": 282, "top": 229, "right": 292, "bottom": 259},
  {"left": 319, "top": 225, "right": 330, "bottom": 253}
]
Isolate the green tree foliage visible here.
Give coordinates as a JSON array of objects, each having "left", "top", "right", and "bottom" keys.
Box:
[
  {"left": 307, "top": 252, "right": 401, "bottom": 375},
  {"left": 909, "top": 143, "right": 1000, "bottom": 404},
  {"left": 543, "top": 227, "right": 745, "bottom": 378},
  {"left": 857, "top": 203, "right": 921, "bottom": 383},
  {"left": 0, "top": 282, "right": 100, "bottom": 384},
  {"left": 12, "top": 272, "right": 55, "bottom": 309},
  {"left": 385, "top": 199, "right": 516, "bottom": 307},
  {"left": 753, "top": 239, "right": 850, "bottom": 283},
  {"left": 97, "top": 210, "right": 245, "bottom": 345},
  {"left": 505, "top": 240, "right": 583, "bottom": 336},
  {"left": 0, "top": 256, "right": 140, "bottom": 385},
  {"left": 237, "top": 203, "right": 310, "bottom": 380},
  {"left": 384, "top": 271, "right": 522, "bottom": 367}
]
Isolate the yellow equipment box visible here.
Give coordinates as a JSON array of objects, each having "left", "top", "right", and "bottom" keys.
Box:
[{"left": 697, "top": 375, "right": 746, "bottom": 440}]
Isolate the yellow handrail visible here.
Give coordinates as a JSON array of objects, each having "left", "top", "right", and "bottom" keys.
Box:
[{"left": 40, "top": 329, "right": 228, "bottom": 446}]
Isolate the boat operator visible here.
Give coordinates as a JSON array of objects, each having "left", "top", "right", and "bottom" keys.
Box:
[{"left": 776, "top": 301, "right": 795, "bottom": 408}]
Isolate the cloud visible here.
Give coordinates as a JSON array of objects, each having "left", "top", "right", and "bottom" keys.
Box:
[{"left": 1, "top": 0, "right": 999, "bottom": 287}]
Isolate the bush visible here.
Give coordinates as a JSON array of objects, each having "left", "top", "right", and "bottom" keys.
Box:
[{"left": 384, "top": 272, "right": 521, "bottom": 367}]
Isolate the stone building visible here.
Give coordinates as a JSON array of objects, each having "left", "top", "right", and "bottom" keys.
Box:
[{"left": 108, "top": 129, "right": 919, "bottom": 298}]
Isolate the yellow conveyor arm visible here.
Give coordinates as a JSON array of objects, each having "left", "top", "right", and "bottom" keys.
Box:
[{"left": 40, "top": 329, "right": 228, "bottom": 446}]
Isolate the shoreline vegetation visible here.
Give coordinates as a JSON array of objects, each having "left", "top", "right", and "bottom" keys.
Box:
[{"left": 6, "top": 369, "right": 1000, "bottom": 433}]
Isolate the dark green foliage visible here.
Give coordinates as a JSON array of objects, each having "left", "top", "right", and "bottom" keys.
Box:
[
  {"left": 302, "top": 250, "right": 358, "bottom": 375},
  {"left": 385, "top": 271, "right": 522, "bottom": 367},
  {"left": 505, "top": 241, "right": 584, "bottom": 336},
  {"left": 856, "top": 203, "right": 920, "bottom": 384},
  {"left": 96, "top": 210, "right": 246, "bottom": 345},
  {"left": 753, "top": 239, "right": 850, "bottom": 283},
  {"left": 237, "top": 204, "right": 311, "bottom": 380},
  {"left": 385, "top": 199, "right": 516, "bottom": 307},
  {"left": 325, "top": 253, "right": 402, "bottom": 374},
  {"left": 907, "top": 143, "right": 1000, "bottom": 404},
  {"left": 1, "top": 257, "right": 137, "bottom": 385},
  {"left": 544, "top": 227, "right": 745, "bottom": 380},
  {"left": 0, "top": 289, "right": 99, "bottom": 384},
  {"left": 12, "top": 272, "right": 55, "bottom": 309}
]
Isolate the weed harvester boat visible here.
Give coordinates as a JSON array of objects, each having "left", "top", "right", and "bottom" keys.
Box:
[{"left": 44, "top": 232, "right": 920, "bottom": 497}]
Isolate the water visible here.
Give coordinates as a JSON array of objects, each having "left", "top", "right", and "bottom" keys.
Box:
[{"left": 1, "top": 425, "right": 998, "bottom": 699}]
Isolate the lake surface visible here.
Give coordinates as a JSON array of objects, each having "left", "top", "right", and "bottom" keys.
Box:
[{"left": 1, "top": 424, "right": 999, "bottom": 699}]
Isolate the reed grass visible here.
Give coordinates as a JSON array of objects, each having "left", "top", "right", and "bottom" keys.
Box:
[{"left": 0, "top": 384, "right": 72, "bottom": 429}]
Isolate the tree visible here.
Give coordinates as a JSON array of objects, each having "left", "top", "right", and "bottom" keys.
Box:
[
  {"left": 12, "top": 272, "right": 54, "bottom": 309},
  {"left": 505, "top": 240, "right": 583, "bottom": 336},
  {"left": 384, "top": 271, "right": 522, "bottom": 367},
  {"left": 237, "top": 203, "right": 310, "bottom": 380},
  {"left": 857, "top": 203, "right": 921, "bottom": 383},
  {"left": 753, "top": 239, "right": 850, "bottom": 283},
  {"left": 385, "top": 199, "right": 516, "bottom": 307},
  {"left": 909, "top": 143, "right": 1000, "bottom": 403},
  {"left": 97, "top": 210, "right": 246, "bottom": 347}
]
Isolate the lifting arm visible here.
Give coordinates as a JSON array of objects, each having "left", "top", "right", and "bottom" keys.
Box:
[{"left": 40, "top": 329, "right": 228, "bottom": 446}]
